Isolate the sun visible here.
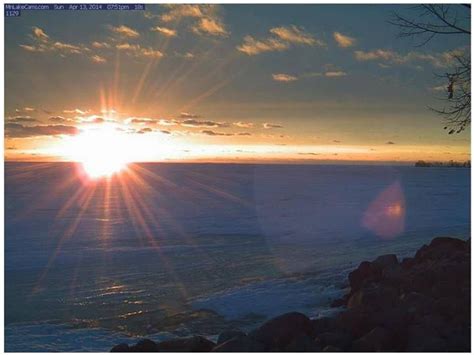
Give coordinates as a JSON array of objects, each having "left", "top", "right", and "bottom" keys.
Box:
[{"left": 66, "top": 126, "right": 133, "bottom": 178}]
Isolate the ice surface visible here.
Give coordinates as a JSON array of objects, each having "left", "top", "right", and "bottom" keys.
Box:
[{"left": 5, "top": 163, "right": 470, "bottom": 351}]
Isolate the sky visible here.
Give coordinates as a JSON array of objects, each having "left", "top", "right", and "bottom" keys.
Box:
[{"left": 4, "top": 4, "right": 471, "bottom": 163}]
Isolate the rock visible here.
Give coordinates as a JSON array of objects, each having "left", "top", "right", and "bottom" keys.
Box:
[
  {"left": 110, "top": 343, "right": 130, "bottom": 352},
  {"left": 316, "top": 331, "right": 352, "bottom": 350},
  {"left": 334, "top": 308, "right": 374, "bottom": 339},
  {"left": 429, "top": 237, "right": 466, "bottom": 250},
  {"left": 249, "top": 312, "right": 312, "bottom": 350},
  {"left": 347, "top": 284, "right": 398, "bottom": 310},
  {"left": 322, "top": 345, "right": 342, "bottom": 352},
  {"left": 370, "top": 305, "right": 411, "bottom": 332},
  {"left": 284, "top": 334, "right": 321, "bottom": 352},
  {"left": 401, "top": 257, "right": 415, "bottom": 269},
  {"left": 110, "top": 236, "right": 470, "bottom": 353},
  {"left": 405, "top": 325, "right": 448, "bottom": 352},
  {"left": 217, "top": 330, "right": 246, "bottom": 345},
  {"left": 373, "top": 254, "right": 398, "bottom": 269},
  {"left": 348, "top": 261, "right": 382, "bottom": 292},
  {"left": 156, "top": 336, "right": 215, "bottom": 352},
  {"left": 415, "top": 237, "right": 467, "bottom": 262},
  {"left": 399, "top": 292, "right": 434, "bottom": 317},
  {"left": 330, "top": 296, "right": 347, "bottom": 308},
  {"left": 352, "top": 327, "right": 391, "bottom": 352},
  {"left": 129, "top": 339, "right": 159, "bottom": 352},
  {"left": 212, "top": 335, "right": 265, "bottom": 352},
  {"left": 311, "top": 317, "right": 338, "bottom": 336}
]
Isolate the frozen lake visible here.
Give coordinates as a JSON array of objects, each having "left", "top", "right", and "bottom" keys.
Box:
[{"left": 5, "top": 162, "right": 470, "bottom": 351}]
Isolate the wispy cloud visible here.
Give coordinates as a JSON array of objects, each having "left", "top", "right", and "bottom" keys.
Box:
[
  {"left": 298, "top": 152, "right": 320, "bottom": 156},
  {"left": 109, "top": 25, "right": 140, "bottom": 38},
  {"left": 91, "top": 54, "right": 107, "bottom": 63},
  {"left": 20, "top": 27, "right": 108, "bottom": 63},
  {"left": 192, "top": 18, "right": 228, "bottom": 37},
  {"left": 64, "top": 108, "right": 90, "bottom": 115},
  {"left": 237, "top": 25, "right": 322, "bottom": 56},
  {"left": 6, "top": 116, "right": 39, "bottom": 123},
  {"left": 263, "top": 123, "right": 283, "bottom": 129},
  {"left": 233, "top": 121, "right": 254, "bottom": 128},
  {"left": 158, "top": 118, "right": 179, "bottom": 126},
  {"left": 200, "top": 130, "right": 252, "bottom": 136},
  {"left": 430, "top": 85, "right": 447, "bottom": 92},
  {"left": 49, "top": 116, "right": 74, "bottom": 123},
  {"left": 151, "top": 26, "right": 177, "bottom": 37},
  {"left": 274, "top": 69, "right": 347, "bottom": 81},
  {"left": 137, "top": 127, "right": 153, "bottom": 134},
  {"left": 32, "top": 26, "right": 49, "bottom": 42},
  {"left": 159, "top": 5, "right": 229, "bottom": 37},
  {"left": 91, "top": 41, "right": 111, "bottom": 49},
  {"left": 5, "top": 123, "right": 79, "bottom": 138},
  {"left": 125, "top": 117, "right": 156, "bottom": 125},
  {"left": 179, "top": 112, "right": 200, "bottom": 119},
  {"left": 201, "top": 130, "right": 234, "bottom": 136},
  {"left": 116, "top": 43, "right": 163, "bottom": 58},
  {"left": 270, "top": 25, "right": 322, "bottom": 46},
  {"left": 333, "top": 32, "right": 356, "bottom": 48},
  {"left": 325, "top": 71, "right": 347, "bottom": 77},
  {"left": 160, "top": 4, "right": 208, "bottom": 22},
  {"left": 182, "top": 119, "right": 228, "bottom": 128},
  {"left": 272, "top": 73, "right": 298, "bottom": 82},
  {"left": 236, "top": 36, "right": 288, "bottom": 55},
  {"left": 386, "top": 141, "right": 396, "bottom": 144},
  {"left": 354, "top": 48, "right": 463, "bottom": 68}
]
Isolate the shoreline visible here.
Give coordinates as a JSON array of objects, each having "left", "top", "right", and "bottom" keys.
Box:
[{"left": 111, "top": 236, "right": 470, "bottom": 352}]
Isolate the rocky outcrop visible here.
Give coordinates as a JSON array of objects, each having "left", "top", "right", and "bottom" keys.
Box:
[{"left": 111, "top": 237, "right": 470, "bottom": 352}]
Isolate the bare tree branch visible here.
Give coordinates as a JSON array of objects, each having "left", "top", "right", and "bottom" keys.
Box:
[{"left": 390, "top": 4, "right": 471, "bottom": 133}]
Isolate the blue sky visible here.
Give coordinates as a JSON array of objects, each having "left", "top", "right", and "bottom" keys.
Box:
[{"left": 4, "top": 4, "right": 471, "bottom": 162}]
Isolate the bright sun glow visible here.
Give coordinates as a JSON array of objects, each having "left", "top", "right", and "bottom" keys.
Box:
[{"left": 66, "top": 126, "right": 133, "bottom": 178}]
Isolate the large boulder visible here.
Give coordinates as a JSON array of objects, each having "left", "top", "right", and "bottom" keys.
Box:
[
  {"left": 110, "top": 343, "right": 130, "bottom": 352},
  {"left": 310, "top": 317, "right": 338, "bottom": 336},
  {"left": 347, "top": 284, "right": 398, "bottom": 310},
  {"left": 415, "top": 237, "right": 468, "bottom": 262},
  {"left": 129, "top": 339, "right": 159, "bottom": 352},
  {"left": 249, "top": 312, "right": 312, "bottom": 350},
  {"left": 334, "top": 308, "right": 374, "bottom": 339},
  {"left": 156, "top": 336, "right": 215, "bottom": 352},
  {"left": 348, "top": 261, "right": 382, "bottom": 292},
  {"left": 212, "top": 335, "right": 265, "bottom": 352},
  {"left": 373, "top": 254, "right": 398, "bottom": 269}
]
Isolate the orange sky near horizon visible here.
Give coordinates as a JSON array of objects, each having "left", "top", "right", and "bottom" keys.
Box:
[{"left": 4, "top": 5, "right": 471, "bottom": 164}]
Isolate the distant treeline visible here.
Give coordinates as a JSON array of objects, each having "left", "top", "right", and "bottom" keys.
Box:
[{"left": 415, "top": 160, "right": 471, "bottom": 168}]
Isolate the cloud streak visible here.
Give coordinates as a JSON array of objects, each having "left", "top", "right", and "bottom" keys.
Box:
[
  {"left": 354, "top": 48, "right": 463, "bottom": 68},
  {"left": 109, "top": 25, "right": 140, "bottom": 38},
  {"left": 182, "top": 119, "right": 228, "bottom": 128},
  {"left": 333, "top": 32, "right": 356, "bottom": 48},
  {"left": 237, "top": 25, "right": 323, "bottom": 56},
  {"left": 272, "top": 73, "right": 298, "bottom": 82},
  {"left": 5, "top": 123, "right": 79, "bottom": 138},
  {"left": 159, "top": 5, "right": 229, "bottom": 37},
  {"left": 263, "top": 123, "right": 283, "bottom": 129},
  {"left": 151, "top": 26, "right": 177, "bottom": 37}
]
